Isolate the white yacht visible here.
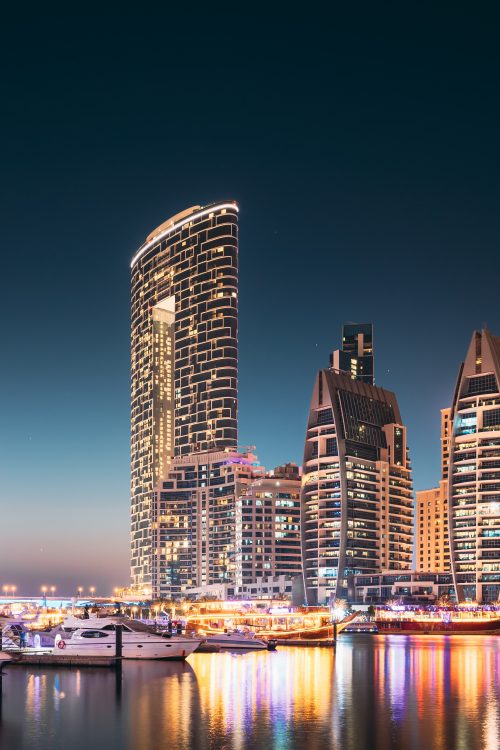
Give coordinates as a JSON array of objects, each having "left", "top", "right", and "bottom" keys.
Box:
[
  {"left": 203, "top": 631, "right": 273, "bottom": 651},
  {"left": 53, "top": 617, "right": 202, "bottom": 660}
]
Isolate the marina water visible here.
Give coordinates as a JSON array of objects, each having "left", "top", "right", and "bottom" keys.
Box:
[{"left": 1, "top": 635, "right": 499, "bottom": 750}]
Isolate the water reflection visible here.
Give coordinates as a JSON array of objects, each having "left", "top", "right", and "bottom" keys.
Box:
[{"left": 0, "top": 637, "right": 499, "bottom": 750}]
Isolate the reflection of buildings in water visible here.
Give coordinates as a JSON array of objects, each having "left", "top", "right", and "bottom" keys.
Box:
[
  {"left": 25, "top": 673, "right": 45, "bottom": 723},
  {"left": 483, "top": 693, "right": 500, "bottom": 750},
  {"left": 126, "top": 661, "right": 204, "bottom": 750},
  {"left": 4, "top": 662, "right": 201, "bottom": 750},
  {"left": 370, "top": 636, "right": 500, "bottom": 750},
  {"left": 190, "top": 649, "right": 335, "bottom": 749},
  {"left": 333, "top": 641, "right": 382, "bottom": 749},
  {"left": 17, "top": 667, "right": 122, "bottom": 749}
]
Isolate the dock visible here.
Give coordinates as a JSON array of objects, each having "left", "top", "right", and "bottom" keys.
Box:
[
  {"left": 7, "top": 652, "right": 117, "bottom": 667},
  {"left": 0, "top": 623, "right": 124, "bottom": 668}
]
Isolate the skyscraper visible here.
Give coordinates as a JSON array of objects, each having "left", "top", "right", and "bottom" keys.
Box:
[
  {"left": 330, "top": 323, "right": 374, "bottom": 385},
  {"left": 301, "top": 332, "right": 413, "bottom": 604},
  {"left": 130, "top": 201, "right": 239, "bottom": 593},
  {"left": 415, "top": 408, "right": 451, "bottom": 573},
  {"left": 449, "top": 329, "right": 500, "bottom": 603}
]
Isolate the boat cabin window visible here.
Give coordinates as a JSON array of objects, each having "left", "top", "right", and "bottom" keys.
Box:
[
  {"left": 80, "top": 631, "right": 109, "bottom": 639},
  {"left": 101, "top": 624, "right": 132, "bottom": 632}
]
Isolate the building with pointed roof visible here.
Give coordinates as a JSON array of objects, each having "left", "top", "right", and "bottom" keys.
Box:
[
  {"left": 301, "top": 332, "right": 413, "bottom": 604},
  {"left": 449, "top": 329, "right": 500, "bottom": 603}
]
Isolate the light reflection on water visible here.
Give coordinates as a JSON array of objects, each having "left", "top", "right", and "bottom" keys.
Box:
[{"left": 1, "top": 635, "right": 499, "bottom": 750}]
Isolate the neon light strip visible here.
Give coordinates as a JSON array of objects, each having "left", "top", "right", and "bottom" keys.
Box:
[{"left": 130, "top": 202, "right": 239, "bottom": 268}]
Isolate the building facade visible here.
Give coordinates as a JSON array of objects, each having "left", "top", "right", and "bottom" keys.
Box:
[
  {"left": 449, "top": 329, "right": 500, "bottom": 603},
  {"left": 153, "top": 449, "right": 263, "bottom": 599},
  {"left": 415, "top": 408, "right": 451, "bottom": 573},
  {"left": 185, "top": 575, "right": 297, "bottom": 602},
  {"left": 441, "top": 407, "right": 452, "bottom": 480},
  {"left": 330, "top": 323, "right": 374, "bottom": 385},
  {"left": 130, "top": 202, "right": 239, "bottom": 592},
  {"left": 301, "top": 344, "right": 413, "bottom": 605},
  {"left": 348, "top": 571, "right": 455, "bottom": 604},
  {"left": 235, "top": 463, "right": 302, "bottom": 587},
  {"left": 415, "top": 484, "right": 450, "bottom": 572}
]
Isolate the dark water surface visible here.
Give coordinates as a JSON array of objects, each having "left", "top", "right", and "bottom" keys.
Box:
[{"left": 1, "top": 635, "right": 499, "bottom": 750}]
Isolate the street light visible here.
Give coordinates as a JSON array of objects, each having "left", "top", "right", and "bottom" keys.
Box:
[
  {"left": 77, "top": 586, "right": 83, "bottom": 598},
  {"left": 41, "top": 586, "right": 48, "bottom": 608},
  {"left": 89, "top": 587, "right": 95, "bottom": 597}
]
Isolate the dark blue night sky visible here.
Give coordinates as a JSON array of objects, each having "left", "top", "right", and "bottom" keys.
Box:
[{"left": 1, "top": 8, "right": 499, "bottom": 592}]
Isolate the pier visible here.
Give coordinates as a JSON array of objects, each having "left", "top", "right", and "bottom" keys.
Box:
[{"left": 7, "top": 653, "right": 118, "bottom": 667}]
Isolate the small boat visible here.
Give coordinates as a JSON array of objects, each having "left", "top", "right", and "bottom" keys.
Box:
[
  {"left": 194, "top": 641, "right": 221, "bottom": 653},
  {"left": 202, "top": 630, "right": 275, "bottom": 651},
  {"left": 53, "top": 619, "right": 202, "bottom": 660}
]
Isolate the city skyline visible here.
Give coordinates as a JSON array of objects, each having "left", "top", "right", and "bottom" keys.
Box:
[
  {"left": 2, "top": 9, "right": 500, "bottom": 594},
  {"left": 1, "top": 201, "right": 498, "bottom": 594}
]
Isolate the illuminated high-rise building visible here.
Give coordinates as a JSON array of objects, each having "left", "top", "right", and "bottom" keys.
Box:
[
  {"left": 416, "top": 484, "right": 450, "bottom": 572},
  {"left": 449, "top": 329, "right": 500, "bottom": 603},
  {"left": 416, "top": 409, "right": 451, "bottom": 573},
  {"left": 330, "top": 323, "right": 374, "bottom": 385},
  {"left": 441, "top": 407, "right": 452, "bottom": 480},
  {"left": 235, "top": 463, "right": 302, "bottom": 587},
  {"left": 130, "top": 202, "right": 239, "bottom": 593},
  {"left": 155, "top": 448, "right": 262, "bottom": 598},
  {"left": 301, "top": 334, "right": 413, "bottom": 604}
]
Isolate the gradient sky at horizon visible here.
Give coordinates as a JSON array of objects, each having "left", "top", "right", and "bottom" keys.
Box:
[{"left": 1, "top": 8, "right": 500, "bottom": 594}]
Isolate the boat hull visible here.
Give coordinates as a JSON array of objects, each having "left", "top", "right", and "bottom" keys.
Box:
[
  {"left": 264, "top": 626, "right": 335, "bottom": 640},
  {"left": 376, "top": 618, "right": 500, "bottom": 635},
  {"left": 205, "top": 636, "right": 268, "bottom": 650},
  {"left": 53, "top": 637, "right": 200, "bottom": 660}
]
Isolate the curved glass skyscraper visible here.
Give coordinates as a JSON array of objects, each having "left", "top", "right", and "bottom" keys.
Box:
[
  {"left": 130, "top": 202, "right": 239, "bottom": 591},
  {"left": 449, "top": 329, "right": 500, "bottom": 603}
]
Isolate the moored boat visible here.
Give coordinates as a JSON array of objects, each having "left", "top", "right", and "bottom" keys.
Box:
[
  {"left": 186, "top": 609, "right": 358, "bottom": 643},
  {"left": 375, "top": 606, "right": 500, "bottom": 635},
  {"left": 202, "top": 631, "right": 273, "bottom": 651},
  {"left": 52, "top": 620, "right": 202, "bottom": 660}
]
